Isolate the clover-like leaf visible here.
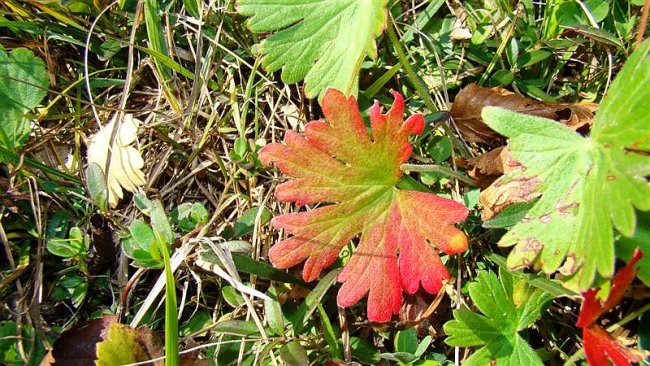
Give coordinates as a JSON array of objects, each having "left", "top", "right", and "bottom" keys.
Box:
[
  {"left": 237, "top": 0, "right": 388, "bottom": 99},
  {"left": 481, "top": 39, "right": 650, "bottom": 290},
  {"left": 260, "top": 89, "right": 469, "bottom": 322},
  {"left": 0, "top": 46, "right": 49, "bottom": 159},
  {"left": 444, "top": 268, "right": 553, "bottom": 365},
  {"left": 577, "top": 248, "right": 645, "bottom": 366}
]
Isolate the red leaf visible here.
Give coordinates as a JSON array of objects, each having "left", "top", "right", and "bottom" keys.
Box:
[
  {"left": 577, "top": 249, "right": 643, "bottom": 327},
  {"left": 576, "top": 248, "right": 644, "bottom": 365},
  {"left": 260, "top": 89, "right": 469, "bottom": 322},
  {"left": 583, "top": 325, "right": 643, "bottom": 366}
]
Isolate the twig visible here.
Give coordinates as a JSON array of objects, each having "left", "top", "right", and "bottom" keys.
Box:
[
  {"left": 636, "top": 0, "right": 650, "bottom": 49},
  {"left": 338, "top": 306, "right": 351, "bottom": 363},
  {"left": 401, "top": 163, "right": 475, "bottom": 186}
]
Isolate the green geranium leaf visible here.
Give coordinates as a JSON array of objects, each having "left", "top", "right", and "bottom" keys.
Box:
[
  {"left": 444, "top": 269, "right": 552, "bottom": 365},
  {"left": 481, "top": 40, "right": 650, "bottom": 290},
  {"left": 237, "top": 0, "right": 388, "bottom": 99},
  {"left": 0, "top": 46, "right": 49, "bottom": 160}
]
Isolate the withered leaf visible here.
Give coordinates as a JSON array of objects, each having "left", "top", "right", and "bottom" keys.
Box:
[
  {"left": 457, "top": 146, "right": 519, "bottom": 188},
  {"left": 450, "top": 83, "right": 596, "bottom": 145},
  {"left": 41, "top": 315, "right": 163, "bottom": 366},
  {"left": 478, "top": 168, "right": 541, "bottom": 221}
]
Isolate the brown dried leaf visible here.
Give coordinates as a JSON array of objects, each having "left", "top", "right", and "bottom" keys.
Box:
[
  {"left": 478, "top": 169, "right": 541, "bottom": 220},
  {"left": 450, "top": 84, "right": 596, "bottom": 145},
  {"left": 41, "top": 315, "right": 116, "bottom": 366},
  {"left": 457, "top": 147, "right": 519, "bottom": 188},
  {"left": 40, "top": 315, "right": 163, "bottom": 366},
  {"left": 398, "top": 289, "right": 447, "bottom": 336}
]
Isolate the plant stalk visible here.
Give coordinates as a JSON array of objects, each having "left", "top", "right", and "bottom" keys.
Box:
[{"left": 161, "top": 239, "right": 179, "bottom": 366}]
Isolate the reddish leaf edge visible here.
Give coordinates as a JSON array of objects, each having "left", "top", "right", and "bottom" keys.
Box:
[
  {"left": 577, "top": 248, "right": 644, "bottom": 366},
  {"left": 261, "top": 88, "right": 469, "bottom": 322}
]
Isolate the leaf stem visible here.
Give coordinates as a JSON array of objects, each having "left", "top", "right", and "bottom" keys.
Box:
[
  {"left": 386, "top": 18, "right": 471, "bottom": 159},
  {"left": 400, "top": 164, "right": 474, "bottom": 186},
  {"left": 161, "top": 239, "right": 179, "bottom": 366},
  {"left": 386, "top": 19, "right": 437, "bottom": 113}
]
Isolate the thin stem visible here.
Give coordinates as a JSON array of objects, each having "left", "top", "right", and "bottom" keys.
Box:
[
  {"left": 161, "top": 239, "right": 179, "bottom": 366},
  {"left": 386, "top": 18, "right": 471, "bottom": 158},
  {"left": 401, "top": 164, "right": 475, "bottom": 186},
  {"left": 386, "top": 18, "right": 437, "bottom": 113}
]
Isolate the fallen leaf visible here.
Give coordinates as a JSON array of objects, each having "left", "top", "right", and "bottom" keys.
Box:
[
  {"left": 260, "top": 89, "right": 469, "bottom": 322},
  {"left": 87, "top": 114, "right": 146, "bottom": 208},
  {"left": 40, "top": 315, "right": 164, "bottom": 366},
  {"left": 46, "top": 315, "right": 118, "bottom": 366},
  {"left": 457, "top": 146, "right": 519, "bottom": 188},
  {"left": 577, "top": 248, "right": 646, "bottom": 366},
  {"left": 450, "top": 83, "right": 596, "bottom": 145},
  {"left": 478, "top": 168, "right": 541, "bottom": 220}
]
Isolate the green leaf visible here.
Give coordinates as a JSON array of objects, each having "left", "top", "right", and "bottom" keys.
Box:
[
  {"left": 86, "top": 162, "right": 108, "bottom": 212},
  {"left": 616, "top": 211, "right": 650, "bottom": 286},
  {"left": 380, "top": 352, "right": 419, "bottom": 364},
  {"left": 225, "top": 206, "right": 272, "bottom": 239},
  {"left": 0, "top": 321, "right": 22, "bottom": 365},
  {"left": 46, "top": 211, "right": 72, "bottom": 258},
  {"left": 317, "top": 303, "right": 342, "bottom": 360},
  {"left": 143, "top": 0, "right": 170, "bottom": 78},
  {"left": 212, "top": 320, "right": 261, "bottom": 337},
  {"left": 197, "top": 242, "right": 306, "bottom": 285},
  {"left": 414, "top": 336, "right": 432, "bottom": 358},
  {"left": 52, "top": 273, "right": 88, "bottom": 307},
  {"left": 0, "top": 46, "right": 49, "bottom": 160},
  {"left": 444, "top": 269, "right": 552, "bottom": 366},
  {"left": 280, "top": 341, "right": 309, "bottom": 366},
  {"left": 179, "top": 310, "right": 212, "bottom": 337},
  {"left": 482, "top": 201, "right": 536, "bottom": 229},
  {"left": 237, "top": 0, "right": 388, "bottom": 99},
  {"left": 515, "top": 50, "right": 552, "bottom": 68},
  {"left": 181, "top": 0, "right": 200, "bottom": 18},
  {"left": 96, "top": 323, "right": 148, "bottom": 366},
  {"left": 149, "top": 199, "right": 174, "bottom": 245},
  {"left": 264, "top": 286, "right": 285, "bottom": 335},
  {"left": 220, "top": 286, "right": 244, "bottom": 308},
  {"left": 0, "top": 321, "right": 46, "bottom": 366},
  {"left": 487, "top": 253, "right": 576, "bottom": 298},
  {"left": 68, "top": 226, "right": 87, "bottom": 255},
  {"left": 171, "top": 202, "right": 209, "bottom": 232},
  {"left": 292, "top": 269, "right": 340, "bottom": 334},
  {"left": 584, "top": 0, "right": 610, "bottom": 22},
  {"left": 395, "top": 327, "right": 418, "bottom": 354},
  {"left": 480, "top": 40, "right": 650, "bottom": 290},
  {"left": 490, "top": 69, "right": 515, "bottom": 86},
  {"left": 122, "top": 219, "right": 163, "bottom": 268},
  {"left": 427, "top": 135, "right": 452, "bottom": 163},
  {"left": 350, "top": 336, "right": 381, "bottom": 364}
]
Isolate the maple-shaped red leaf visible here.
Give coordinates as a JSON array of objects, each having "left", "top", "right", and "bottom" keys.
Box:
[
  {"left": 577, "top": 248, "right": 644, "bottom": 366},
  {"left": 260, "top": 89, "right": 469, "bottom": 322}
]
